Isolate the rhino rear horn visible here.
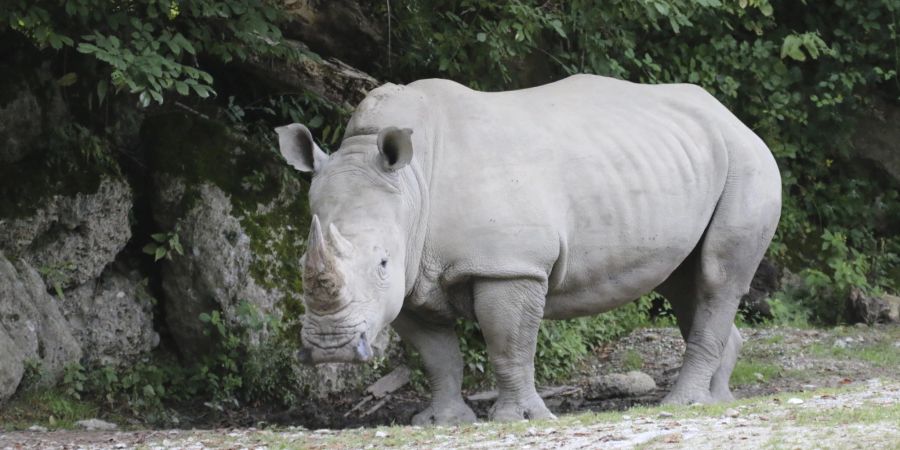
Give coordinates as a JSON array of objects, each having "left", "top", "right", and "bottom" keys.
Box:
[{"left": 328, "top": 223, "right": 354, "bottom": 257}]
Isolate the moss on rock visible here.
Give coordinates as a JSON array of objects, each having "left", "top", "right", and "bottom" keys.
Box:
[{"left": 142, "top": 113, "right": 311, "bottom": 348}]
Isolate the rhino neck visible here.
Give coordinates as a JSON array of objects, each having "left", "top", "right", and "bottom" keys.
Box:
[{"left": 400, "top": 129, "right": 433, "bottom": 299}]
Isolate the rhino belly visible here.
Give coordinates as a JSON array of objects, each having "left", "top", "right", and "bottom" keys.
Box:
[{"left": 543, "top": 238, "right": 696, "bottom": 320}]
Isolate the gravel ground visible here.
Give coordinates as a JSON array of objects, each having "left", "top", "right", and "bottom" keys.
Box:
[
  {"left": 1, "top": 378, "right": 897, "bottom": 449},
  {"left": 2, "top": 325, "right": 898, "bottom": 449}
]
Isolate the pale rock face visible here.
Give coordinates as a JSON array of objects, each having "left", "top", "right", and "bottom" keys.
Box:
[
  {"left": 61, "top": 265, "right": 160, "bottom": 366},
  {"left": 0, "top": 177, "right": 132, "bottom": 288},
  {"left": 278, "top": 75, "right": 782, "bottom": 424},
  {"left": 0, "top": 252, "right": 83, "bottom": 402}
]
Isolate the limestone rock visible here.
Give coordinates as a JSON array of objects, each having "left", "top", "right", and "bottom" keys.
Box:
[
  {"left": 61, "top": 264, "right": 160, "bottom": 366},
  {"left": 0, "top": 177, "right": 132, "bottom": 288},
  {"left": 74, "top": 418, "right": 118, "bottom": 431},
  {"left": 846, "top": 287, "right": 892, "bottom": 325},
  {"left": 143, "top": 114, "right": 308, "bottom": 356},
  {"left": 0, "top": 252, "right": 82, "bottom": 401},
  {"left": 0, "top": 328, "right": 23, "bottom": 401},
  {"left": 587, "top": 371, "right": 657, "bottom": 399},
  {"left": 157, "top": 183, "right": 280, "bottom": 355},
  {"left": 881, "top": 294, "right": 900, "bottom": 323}
]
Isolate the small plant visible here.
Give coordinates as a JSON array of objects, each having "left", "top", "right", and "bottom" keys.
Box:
[
  {"left": 61, "top": 363, "right": 87, "bottom": 400},
  {"left": 38, "top": 262, "right": 75, "bottom": 299},
  {"left": 143, "top": 228, "right": 184, "bottom": 262},
  {"left": 622, "top": 350, "right": 644, "bottom": 371}
]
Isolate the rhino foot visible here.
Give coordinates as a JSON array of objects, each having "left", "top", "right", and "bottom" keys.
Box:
[
  {"left": 661, "top": 388, "right": 714, "bottom": 405},
  {"left": 411, "top": 401, "right": 477, "bottom": 426},
  {"left": 489, "top": 395, "right": 556, "bottom": 422}
]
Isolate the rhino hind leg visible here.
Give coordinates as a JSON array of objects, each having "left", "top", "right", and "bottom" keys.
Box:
[
  {"left": 473, "top": 278, "right": 556, "bottom": 422},
  {"left": 709, "top": 325, "right": 742, "bottom": 402},
  {"left": 658, "top": 172, "right": 778, "bottom": 405},
  {"left": 658, "top": 264, "right": 744, "bottom": 403},
  {"left": 392, "top": 312, "right": 477, "bottom": 426}
]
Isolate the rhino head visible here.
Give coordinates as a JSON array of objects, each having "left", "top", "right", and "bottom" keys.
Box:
[{"left": 276, "top": 123, "right": 415, "bottom": 364}]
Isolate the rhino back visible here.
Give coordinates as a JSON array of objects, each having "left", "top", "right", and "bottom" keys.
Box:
[{"left": 403, "top": 75, "right": 769, "bottom": 313}]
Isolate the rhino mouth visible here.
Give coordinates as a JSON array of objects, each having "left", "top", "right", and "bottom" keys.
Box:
[{"left": 298, "top": 322, "right": 374, "bottom": 364}]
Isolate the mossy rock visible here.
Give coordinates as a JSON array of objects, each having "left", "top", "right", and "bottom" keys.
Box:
[{"left": 141, "top": 113, "right": 310, "bottom": 352}]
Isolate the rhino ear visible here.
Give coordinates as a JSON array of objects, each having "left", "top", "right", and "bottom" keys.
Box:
[
  {"left": 275, "top": 123, "right": 328, "bottom": 173},
  {"left": 377, "top": 127, "right": 414, "bottom": 171}
]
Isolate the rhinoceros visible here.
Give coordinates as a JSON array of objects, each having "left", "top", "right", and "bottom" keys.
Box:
[{"left": 276, "top": 74, "right": 781, "bottom": 424}]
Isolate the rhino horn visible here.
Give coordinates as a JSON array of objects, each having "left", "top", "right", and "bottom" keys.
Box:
[
  {"left": 328, "top": 223, "right": 354, "bottom": 257},
  {"left": 306, "top": 215, "right": 329, "bottom": 273}
]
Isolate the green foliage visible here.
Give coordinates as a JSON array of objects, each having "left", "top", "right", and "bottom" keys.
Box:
[
  {"left": 61, "top": 363, "right": 88, "bottom": 400},
  {"left": 457, "top": 295, "right": 655, "bottom": 385},
  {"left": 48, "top": 303, "right": 301, "bottom": 424},
  {"left": 142, "top": 228, "right": 184, "bottom": 262},
  {"left": 37, "top": 262, "right": 75, "bottom": 299},
  {"left": 2, "top": 0, "right": 297, "bottom": 107}
]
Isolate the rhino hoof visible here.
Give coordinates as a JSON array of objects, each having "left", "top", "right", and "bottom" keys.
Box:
[
  {"left": 411, "top": 402, "right": 477, "bottom": 426},
  {"left": 661, "top": 389, "right": 714, "bottom": 405},
  {"left": 489, "top": 396, "right": 556, "bottom": 422}
]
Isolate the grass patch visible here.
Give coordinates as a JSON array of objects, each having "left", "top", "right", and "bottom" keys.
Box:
[
  {"left": 808, "top": 340, "right": 900, "bottom": 368},
  {"left": 731, "top": 359, "right": 782, "bottom": 386},
  {"left": 792, "top": 399, "right": 900, "bottom": 426},
  {"left": 622, "top": 350, "right": 644, "bottom": 371},
  {"left": 0, "top": 389, "right": 100, "bottom": 431}
]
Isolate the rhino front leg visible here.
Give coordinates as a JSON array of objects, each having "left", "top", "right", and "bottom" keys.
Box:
[
  {"left": 473, "top": 278, "right": 556, "bottom": 422},
  {"left": 392, "top": 311, "right": 476, "bottom": 426}
]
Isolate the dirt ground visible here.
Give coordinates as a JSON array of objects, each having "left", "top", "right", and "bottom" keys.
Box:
[{"left": 1, "top": 324, "right": 898, "bottom": 449}]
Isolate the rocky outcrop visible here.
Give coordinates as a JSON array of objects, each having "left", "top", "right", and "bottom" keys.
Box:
[
  {"left": 155, "top": 182, "right": 282, "bottom": 354},
  {"left": 587, "top": 371, "right": 657, "bottom": 399},
  {"left": 61, "top": 264, "right": 160, "bottom": 366},
  {"left": 143, "top": 113, "right": 309, "bottom": 356},
  {"left": 0, "top": 177, "right": 133, "bottom": 289},
  {"left": 0, "top": 252, "right": 82, "bottom": 401},
  {"left": 846, "top": 287, "right": 899, "bottom": 324}
]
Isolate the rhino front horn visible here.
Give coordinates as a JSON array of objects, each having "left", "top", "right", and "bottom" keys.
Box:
[{"left": 306, "top": 214, "right": 329, "bottom": 273}]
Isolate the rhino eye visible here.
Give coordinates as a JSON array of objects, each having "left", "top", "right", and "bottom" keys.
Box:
[{"left": 379, "top": 258, "right": 388, "bottom": 268}]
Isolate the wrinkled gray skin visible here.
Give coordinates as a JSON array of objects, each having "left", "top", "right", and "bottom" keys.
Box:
[{"left": 276, "top": 75, "right": 781, "bottom": 425}]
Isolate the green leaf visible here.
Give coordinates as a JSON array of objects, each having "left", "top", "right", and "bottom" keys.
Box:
[
  {"left": 175, "top": 81, "right": 189, "bottom": 96},
  {"left": 151, "top": 233, "right": 168, "bottom": 243},
  {"left": 57, "top": 72, "right": 78, "bottom": 87},
  {"left": 154, "top": 246, "right": 167, "bottom": 261},
  {"left": 476, "top": 32, "right": 487, "bottom": 42},
  {"left": 142, "top": 243, "right": 158, "bottom": 255},
  {"left": 97, "top": 80, "right": 108, "bottom": 104}
]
